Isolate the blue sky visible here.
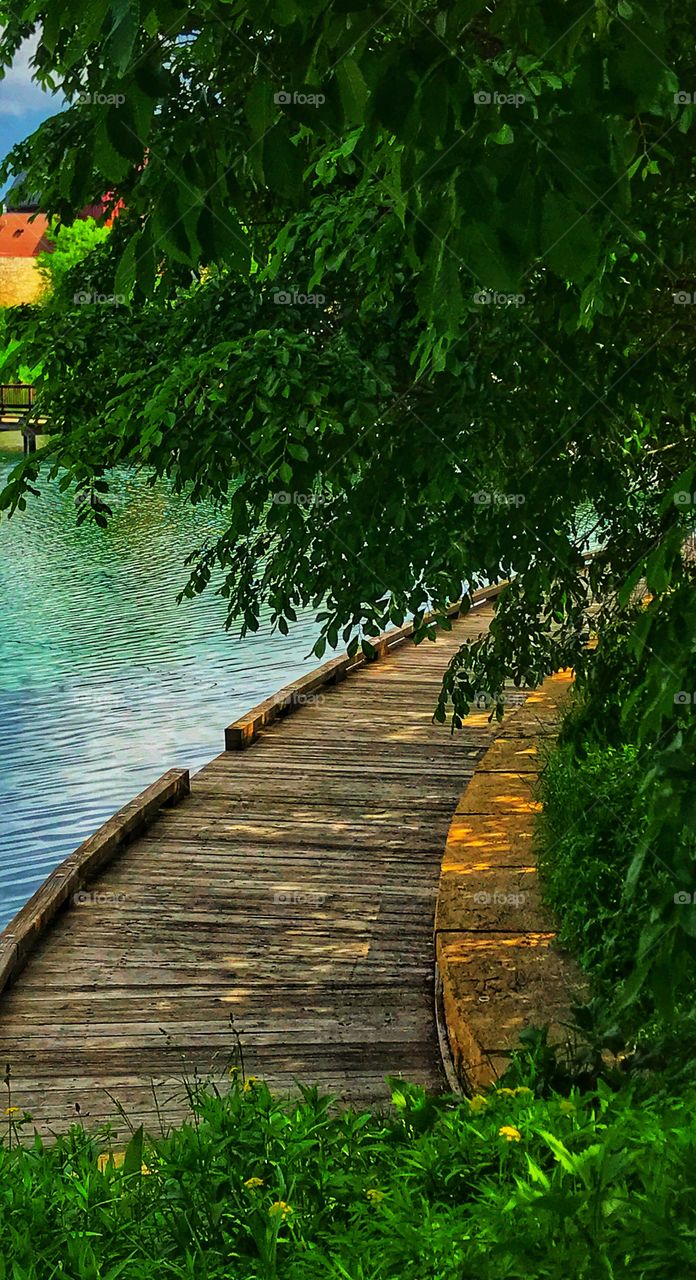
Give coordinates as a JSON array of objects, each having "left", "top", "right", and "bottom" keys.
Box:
[{"left": 0, "top": 35, "right": 63, "bottom": 187}]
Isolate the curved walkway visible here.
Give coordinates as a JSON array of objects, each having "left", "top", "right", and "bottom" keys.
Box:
[{"left": 0, "top": 601, "right": 514, "bottom": 1138}]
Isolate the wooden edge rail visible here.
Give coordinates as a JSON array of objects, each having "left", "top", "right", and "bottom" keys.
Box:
[
  {"left": 224, "top": 581, "right": 509, "bottom": 750},
  {"left": 0, "top": 419, "right": 49, "bottom": 432},
  {"left": 0, "top": 768, "right": 190, "bottom": 998},
  {"left": 433, "top": 672, "right": 588, "bottom": 1093}
]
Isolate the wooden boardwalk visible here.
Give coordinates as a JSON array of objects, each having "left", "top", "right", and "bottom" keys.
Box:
[
  {"left": 0, "top": 604, "right": 507, "bottom": 1137},
  {"left": 0, "top": 383, "right": 46, "bottom": 452}
]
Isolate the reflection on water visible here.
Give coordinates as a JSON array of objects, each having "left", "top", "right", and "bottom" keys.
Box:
[{"left": 0, "top": 457, "right": 320, "bottom": 929}]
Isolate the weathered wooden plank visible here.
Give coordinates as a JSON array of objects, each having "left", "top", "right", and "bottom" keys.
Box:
[
  {"left": 0, "top": 1017, "right": 437, "bottom": 1051},
  {"left": 1, "top": 1044, "right": 441, "bottom": 1073}
]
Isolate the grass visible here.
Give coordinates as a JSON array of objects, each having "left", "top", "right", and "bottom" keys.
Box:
[{"left": 3, "top": 1071, "right": 696, "bottom": 1279}]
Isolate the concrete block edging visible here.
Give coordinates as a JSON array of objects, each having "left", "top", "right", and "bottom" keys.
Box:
[{"left": 434, "top": 672, "right": 588, "bottom": 1093}]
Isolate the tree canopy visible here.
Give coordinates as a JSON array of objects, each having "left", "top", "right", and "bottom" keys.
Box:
[{"left": 1, "top": 0, "right": 696, "bottom": 1009}]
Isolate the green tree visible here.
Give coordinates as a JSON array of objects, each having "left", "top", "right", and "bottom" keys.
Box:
[
  {"left": 1, "top": 0, "right": 696, "bottom": 1012},
  {"left": 36, "top": 216, "right": 111, "bottom": 292}
]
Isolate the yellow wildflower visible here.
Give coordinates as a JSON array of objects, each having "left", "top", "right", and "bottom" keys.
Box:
[
  {"left": 513, "top": 1087, "right": 533, "bottom": 1098},
  {"left": 495, "top": 1087, "right": 516, "bottom": 1097},
  {"left": 4, "top": 1107, "right": 20, "bottom": 1116},
  {"left": 269, "top": 1200, "right": 292, "bottom": 1220},
  {"left": 498, "top": 1125, "right": 522, "bottom": 1143},
  {"left": 244, "top": 1176, "right": 264, "bottom": 1189},
  {"left": 559, "top": 1099, "right": 576, "bottom": 1115},
  {"left": 243, "top": 1076, "right": 259, "bottom": 1094},
  {"left": 468, "top": 1094, "right": 488, "bottom": 1113},
  {"left": 97, "top": 1151, "right": 150, "bottom": 1174},
  {"left": 97, "top": 1151, "right": 126, "bottom": 1172},
  {"left": 366, "top": 1188, "right": 385, "bottom": 1203}
]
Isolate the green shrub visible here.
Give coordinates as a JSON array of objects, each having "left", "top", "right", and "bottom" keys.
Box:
[
  {"left": 536, "top": 741, "right": 648, "bottom": 989},
  {"left": 535, "top": 731, "right": 696, "bottom": 1032},
  {"left": 2, "top": 1074, "right": 696, "bottom": 1279},
  {"left": 547, "top": 607, "right": 696, "bottom": 1024}
]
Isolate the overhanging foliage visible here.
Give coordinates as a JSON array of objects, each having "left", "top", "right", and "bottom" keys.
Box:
[{"left": 1, "top": 1, "right": 696, "bottom": 1010}]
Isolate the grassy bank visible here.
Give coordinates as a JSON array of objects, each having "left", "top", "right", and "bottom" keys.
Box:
[{"left": 3, "top": 1071, "right": 696, "bottom": 1279}]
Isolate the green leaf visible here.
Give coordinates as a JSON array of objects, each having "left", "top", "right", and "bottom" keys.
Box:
[
  {"left": 459, "top": 221, "right": 520, "bottom": 292},
  {"left": 645, "top": 543, "right": 670, "bottom": 595},
  {"left": 415, "top": 238, "right": 463, "bottom": 333},
  {"left": 94, "top": 119, "right": 131, "bottom": 183},
  {"left": 105, "top": 99, "right": 145, "bottom": 163},
  {"left": 677, "top": 906, "right": 696, "bottom": 938},
  {"left": 490, "top": 122, "right": 514, "bottom": 145},
  {"left": 525, "top": 1154, "right": 551, "bottom": 1188},
  {"left": 197, "top": 205, "right": 250, "bottom": 274},
  {"left": 106, "top": 0, "right": 140, "bottom": 75},
  {"left": 624, "top": 840, "right": 649, "bottom": 900},
  {"left": 154, "top": 185, "right": 194, "bottom": 265},
  {"left": 608, "top": 23, "right": 672, "bottom": 112},
  {"left": 262, "top": 128, "right": 305, "bottom": 203},
  {"left": 272, "top": 0, "right": 299, "bottom": 23},
  {"left": 245, "top": 79, "right": 277, "bottom": 142},
  {"left": 134, "top": 218, "right": 157, "bottom": 295},
  {"left": 114, "top": 228, "right": 140, "bottom": 301},
  {"left": 336, "top": 58, "right": 368, "bottom": 126},
  {"left": 123, "top": 1125, "right": 144, "bottom": 1176},
  {"left": 538, "top": 1130, "right": 577, "bottom": 1174},
  {"left": 372, "top": 63, "right": 417, "bottom": 139},
  {"left": 416, "top": 69, "right": 452, "bottom": 147},
  {"left": 541, "top": 190, "right": 600, "bottom": 284},
  {"left": 63, "top": 0, "right": 112, "bottom": 66}
]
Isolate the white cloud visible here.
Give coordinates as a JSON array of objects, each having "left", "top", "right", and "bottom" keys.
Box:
[{"left": 0, "top": 33, "right": 60, "bottom": 119}]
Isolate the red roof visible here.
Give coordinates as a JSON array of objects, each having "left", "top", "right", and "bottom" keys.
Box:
[
  {"left": 0, "top": 212, "right": 51, "bottom": 258},
  {"left": 80, "top": 194, "right": 124, "bottom": 226}
]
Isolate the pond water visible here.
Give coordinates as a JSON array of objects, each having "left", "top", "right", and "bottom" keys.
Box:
[{"left": 0, "top": 452, "right": 321, "bottom": 930}]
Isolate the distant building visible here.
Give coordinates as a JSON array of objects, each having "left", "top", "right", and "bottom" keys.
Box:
[
  {"left": 0, "top": 212, "right": 52, "bottom": 305},
  {"left": 0, "top": 173, "right": 52, "bottom": 305},
  {"left": 0, "top": 173, "right": 122, "bottom": 307}
]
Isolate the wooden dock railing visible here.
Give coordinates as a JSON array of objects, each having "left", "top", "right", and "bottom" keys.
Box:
[
  {"left": 0, "top": 383, "right": 48, "bottom": 453},
  {"left": 0, "top": 383, "right": 35, "bottom": 414},
  {"left": 225, "top": 582, "right": 509, "bottom": 749}
]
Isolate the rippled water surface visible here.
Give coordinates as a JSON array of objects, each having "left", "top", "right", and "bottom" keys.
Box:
[{"left": 0, "top": 453, "right": 320, "bottom": 929}]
